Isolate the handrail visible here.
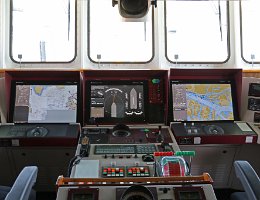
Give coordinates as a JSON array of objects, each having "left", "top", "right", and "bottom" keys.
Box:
[{"left": 56, "top": 173, "right": 213, "bottom": 188}]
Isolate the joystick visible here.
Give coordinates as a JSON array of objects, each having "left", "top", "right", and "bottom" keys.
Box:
[
  {"left": 160, "top": 142, "right": 172, "bottom": 152},
  {"left": 204, "top": 125, "right": 224, "bottom": 135},
  {"left": 27, "top": 127, "right": 48, "bottom": 137},
  {"left": 156, "top": 125, "right": 164, "bottom": 143}
]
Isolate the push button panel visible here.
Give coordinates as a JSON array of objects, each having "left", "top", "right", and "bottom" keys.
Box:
[
  {"left": 126, "top": 166, "right": 150, "bottom": 177},
  {"left": 102, "top": 167, "right": 125, "bottom": 177}
]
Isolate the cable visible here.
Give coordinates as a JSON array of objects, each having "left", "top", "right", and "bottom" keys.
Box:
[{"left": 67, "top": 152, "right": 85, "bottom": 177}]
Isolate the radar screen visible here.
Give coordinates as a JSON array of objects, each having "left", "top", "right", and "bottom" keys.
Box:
[
  {"left": 86, "top": 81, "right": 147, "bottom": 124},
  {"left": 11, "top": 81, "right": 79, "bottom": 123},
  {"left": 171, "top": 80, "right": 237, "bottom": 122}
]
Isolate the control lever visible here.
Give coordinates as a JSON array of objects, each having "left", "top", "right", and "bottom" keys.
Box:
[
  {"left": 160, "top": 142, "right": 172, "bottom": 152},
  {"left": 67, "top": 136, "right": 90, "bottom": 177},
  {"left": 80, "top": 136, "right": 90, "bottom": 157},
  {"left": 156, "top": 125, "right": 164, "bottom": 143},
  {"left": 89, "top": 117, "right": 98, "bottom": 126}
]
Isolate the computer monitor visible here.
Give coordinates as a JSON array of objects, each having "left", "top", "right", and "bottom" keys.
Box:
[
  {"left": 170, "top": 80, "right": 238, "bottom": 122},
  {"left": 10, "top": 80, "right": 80, "bottom": 123},
  {"left": 85, "top": 80, "right": 147, "bottom": 124}
]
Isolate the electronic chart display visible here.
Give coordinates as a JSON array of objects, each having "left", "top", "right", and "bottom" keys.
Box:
[
  {"left": 86, "top": 81, "right": 147, "bottom": 124},
  {"left": 170, "top": 80, "right": 237, "bottom": 122},
  {"left": 12, "top": 81, "right": 79, "bottom": 123}
]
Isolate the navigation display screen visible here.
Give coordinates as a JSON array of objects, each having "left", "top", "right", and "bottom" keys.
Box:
[
  {"left": 86, "top": 81, "right": 147, "bottom": 124},
  {"left": 12, "top": 81, "right": 79, "bottom": 123},
  {"left": 171, "top": 81, "right": 236, "bottom": 121}
]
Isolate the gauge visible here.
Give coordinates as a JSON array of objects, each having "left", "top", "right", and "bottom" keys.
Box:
[
  {"left": 120, "top": 185, "right": 155, "bottom": 200},
  {"left": 104, "top": 88, "right": 125, "bottom": 118}
]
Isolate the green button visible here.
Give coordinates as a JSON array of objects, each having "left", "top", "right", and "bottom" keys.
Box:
[{"left": 152, "top": 79, "right": 160, "bottom": 84}]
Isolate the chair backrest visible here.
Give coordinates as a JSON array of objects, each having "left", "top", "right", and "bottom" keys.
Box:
[
  {"left": 5, "top": 166, "right": 38, "bottom": 200},
  {"left": 234, "top": 160, "right": 260, "bottom": 200}
]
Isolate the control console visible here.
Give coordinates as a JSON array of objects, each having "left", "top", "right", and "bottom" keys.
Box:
[
  {"left": 70, "top": 124, "right": 178, "bottom": 179},
  {"left": 71, "top": 143, "right": 175, "bottom": 179},
  {"left": 56, "top": 184, "right": 216, "bottom": 200},
  {"left": 56, "top": 122, "right": 217, "bottom": 200},
  {"left": 0, "top": 123, "right": 80, "bottom": 146},
  {"left": 81, "top": 125, "right": 173, "bottom": 144},
  {"left": 171, "top": 122, "right": 258, "bottom": 144}
]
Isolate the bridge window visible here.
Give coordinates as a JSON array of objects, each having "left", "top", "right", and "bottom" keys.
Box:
[
  {"left": 10, "top": 0, "right": 76, "bottom": 63},
  {"left": 240, "top": 0, "right": 260, "bottom": 64},
  {"left": 165, "top": 1, "right": 229, "bottom": 63},
  {"left": 88, "top": 0, "right": 154, "bottom": 63}
]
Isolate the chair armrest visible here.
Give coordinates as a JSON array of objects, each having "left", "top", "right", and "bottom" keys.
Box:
[
  {"left": 5, "top": 166, "right": 38, "bottom": 200},
  {"left": 234, "top": 160, "right": 260, "bottom": 200}
]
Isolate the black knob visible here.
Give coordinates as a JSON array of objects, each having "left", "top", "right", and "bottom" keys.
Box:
[
  {"left": 112, "top": 123, "right": 131, "bottom": 137},
  {"left": 142, "top": 154, "right": 154, "bottom": 162},
  {"left": 163, "top": 188, "right": 168, "bottom": 194}
]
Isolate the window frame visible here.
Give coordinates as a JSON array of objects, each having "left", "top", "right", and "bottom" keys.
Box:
[
  {"left": 87, "top": 0, "right": 155, "bottom": 64},
  {"left": 164, "top": 0, "right": 231, "bottom": 64},
  {"left": 240, "top": 0, "right": 260, "bottom": 64},
  {"left": 9, "top": 0, "right": 77, "bottom": 64}
]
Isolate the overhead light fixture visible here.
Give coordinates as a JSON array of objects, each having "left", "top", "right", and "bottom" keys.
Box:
[{"left": 112, "top": 0, "right": 157, "bottom": 19}]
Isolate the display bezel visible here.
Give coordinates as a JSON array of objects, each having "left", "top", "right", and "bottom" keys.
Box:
[
  {"left": 168, "top": 79, "right": 239, "bottom": 122},
  {"left": 173, "top": 186, "right": 206, "bottom": 200},
  {"left": 248, "top": 83, "right": 260, "bottom": 97},
  {"left": 85, "top": 80, "right": 148, "bottom": 125},
  {"left": 67, "top": 188, "right": 99, "bottom": 200},
  {"left": 9, "top": 80, "right": 81, "bottom": 124}
]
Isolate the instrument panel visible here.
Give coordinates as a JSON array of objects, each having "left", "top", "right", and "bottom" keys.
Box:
[
  {"left": 57, "top": 185, "right": 216, "bottom": 200},
  {"left": 57, "top": 124, "right": 217, "bottom": 200},
  {"left": 81, "top": 125, "right": 173, "bottom": 144}
]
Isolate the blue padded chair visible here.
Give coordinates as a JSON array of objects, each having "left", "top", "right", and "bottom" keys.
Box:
[
  {"left": 0, "top": 166, "right": 38, "bottom": 200},
  {"left": 230, "top": 160, "right": 260, "bottom": 200}
]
